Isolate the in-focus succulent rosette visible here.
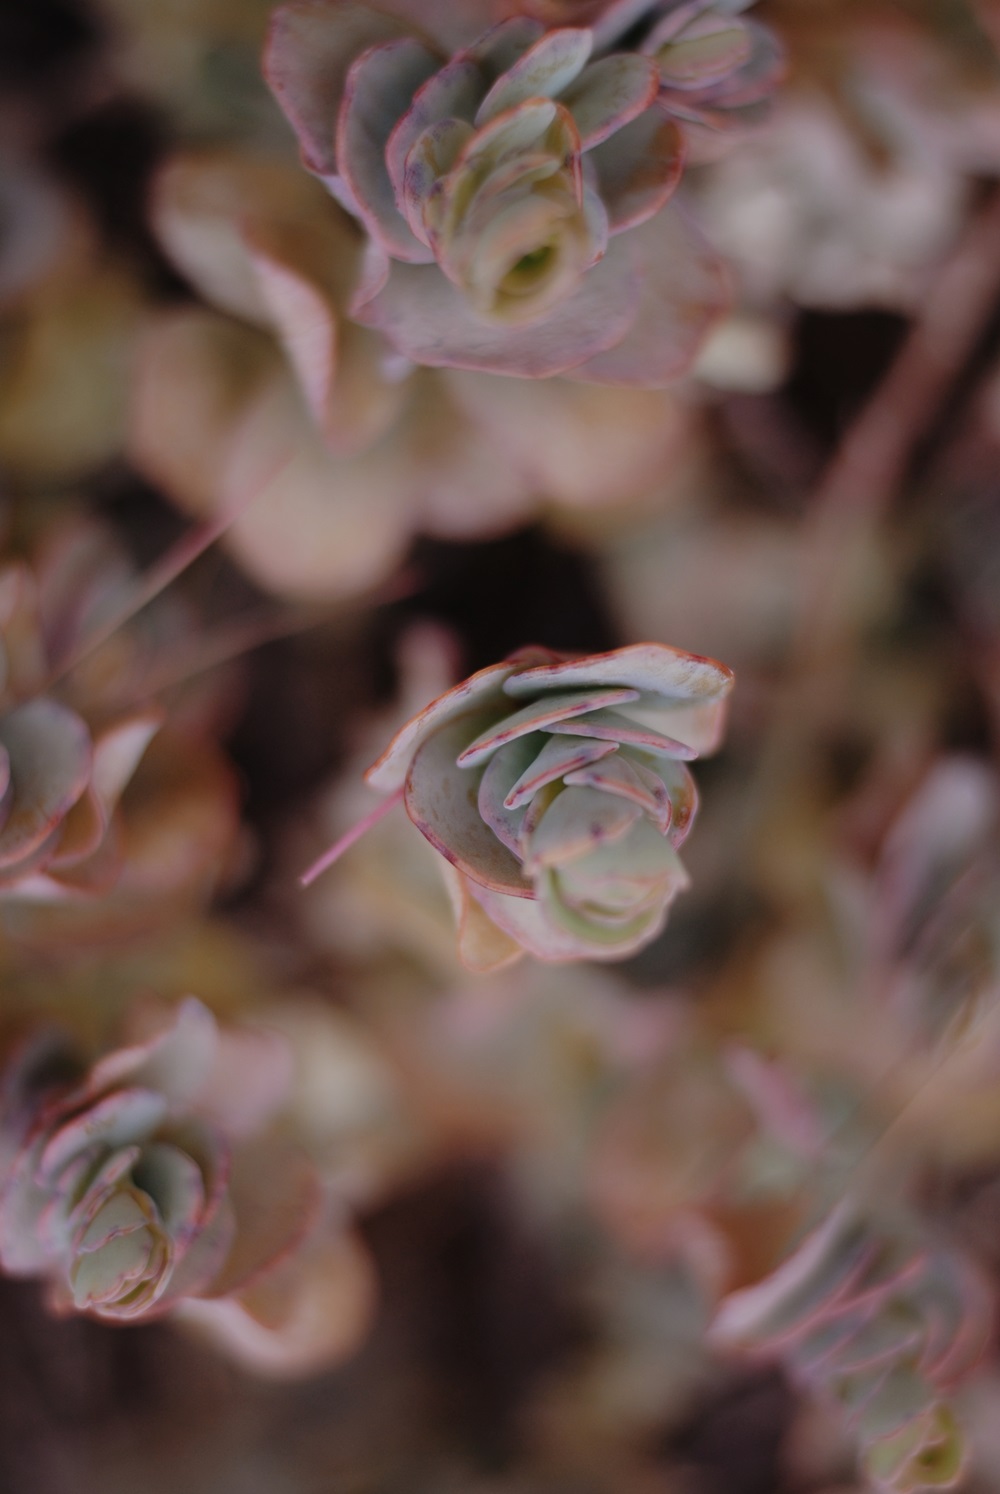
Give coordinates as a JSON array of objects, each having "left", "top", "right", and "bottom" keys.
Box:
[
  {"left": 0, "top": 997, "right": 376, "bottom": 1376},
  {"left": 311, "top": 643, "right": 733, "bottom": 969},
  {"left": 263, "top": 0, "right": 750, "bottom": 383}
]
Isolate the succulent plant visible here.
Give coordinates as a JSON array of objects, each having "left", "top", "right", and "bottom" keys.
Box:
[
  {"left": 0, "top": 516, "right": 240, "bottom": 945},
  {"left": 712, "top": 1202, "right": 993, "bottom": 1492},
  {"left": 264, "top": 0, "right": 740, "bottom": 384},
  {"left": 0, "top": 997, "right": 375, "bottom": 1375},
  {"left": 311, "top": 643, "right": 733, "bottom": 969}
]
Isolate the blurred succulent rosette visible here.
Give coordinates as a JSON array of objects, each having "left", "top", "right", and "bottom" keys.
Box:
[
  {"left": 263, "top": 0, "right": 739, "bottom": 384},
  {"left": 0, "top": 997, "right": 375, "bottom": 1376},
  {"left": 355, "top": 642, "right": 733, "bottom": 968},
  {"left": 712, "top": 1202, "right": 994, "bottom": 1492},
  {"left": 0, "top": 515, "right": 239, "bottom": 948}
]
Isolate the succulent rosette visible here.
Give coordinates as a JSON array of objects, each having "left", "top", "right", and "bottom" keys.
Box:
[
  {"left": 359, "top": 642, "right": 733, "bottom": 968},
  {"left": 0, "top": 517, "right": 240, "bottom": 940},
  {"left": 264, "top": 1, "right": 735, "bottom": 384},
  {"left": 711, "top": 1203, "right": 993, "bottom": 1492},
  {"left": 0, "top": 998, "right": 375, "bottom": 1375}
]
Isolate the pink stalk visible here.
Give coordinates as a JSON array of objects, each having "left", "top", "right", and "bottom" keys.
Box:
[{"left": 299, "top": 786, "right": 405, "bottom": 888}]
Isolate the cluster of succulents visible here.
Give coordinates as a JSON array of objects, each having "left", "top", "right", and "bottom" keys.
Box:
[{"left": 3, "top": 0, "right": 1000, "bottom": 1491}]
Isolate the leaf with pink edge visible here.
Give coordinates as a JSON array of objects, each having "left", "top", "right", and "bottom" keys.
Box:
[
  {"left": 523, "top": 785, "right": 642, "bottom": 870},
  {"left": 386, "top": 56, "right": 484, "bottom": 211},
  {"left": 562, "top": 53, "right": 659, "bottom": 148},
  {"left": 586, "top": 102, "right": 684, "bottom": 235},
  {"left": 563, "top": 750, "right": 671, "bottom": 830},
  {"left": 404, "top": 713, "right": 533, "bottom": 897},
  {"left": 569, "top": 202, "right": 729, "bottom": 386},
  {"left": 263, "top": 2, "right": 414, "bottom": 176},
  {"left": 548, "top": 707, "right": 699, "bottom": 758},
  {"left": 476, "top": 737, "right": 536, "bottom": 855},
  {"left": 504, "top": 641, "right": 734, "bottom": 705},
  {"left": 86, "top": 999, "right": 219, "bottom": 1114},
  {"left": 338, "top": 40, "right": 442, "bottom": 262},
  {"left": 475, "top": 29, "right": 593, "bottom": 126},
  {"left": 440, "top": 862, "right": 525, "bottom": 972},
  {"left": 456, "top": 687, "right": 640, "bottom": 767},
  {"left": 203, "top": 1135, "right": 321, "bottom": 1298},
  {"left": 504, "top": 733, "right": 618, "bottom": 809},
  {"left": 0, "top": 699, "right": 91, "bottom": 872},
  {"left": 400, "top": 118, "right": 476, "bottom": 241},
  {"left": 652, "top": 16, "right": 753, "bottom": 90},
  {"left": 464, "top": 876, "right": 645, "bottom": 963},
  {"left": 37, "top": 1089, "right": 168, "bottom": 1185},
  {"left": 178, "top": 1225, "right": 377, "bottom": 1379},
  {"left": 365, "top": 661, "right": 515, "bottom": 794}
]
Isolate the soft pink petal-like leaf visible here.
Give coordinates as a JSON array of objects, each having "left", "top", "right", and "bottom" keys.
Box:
[
  {"left": 523, "top": 785, "right": 642, "bottom": 870},
  {"left": 338, "top": 40, "right": 441, "bottom": 263},
  {"left": 386, "top": 56, "right": 484, "bottom": 213},
  {"left": 468, "top": 875, "right": 666, "bottom": 962},
  {"left": 475, "top": 28, "right": 593, "bottom": 126},
  {"left": 400, "top": 118, "right": 476, "bottom": 241},
  {"left": 264, "top": 2, "right": 413, "bottom": 176},
  {"left": 505, "top": 643, "right": 732, "bottom": 707},
  {"left": 365, "top": 661, "right": 516, "bottom": 794},
  {"left": 563, "top": 53, "right": 659, "bottom": 148},
  {"left": 709, "top": 1206, "right": 874, "bottom": 1352},
  {"left": 549, "top": 707, "right": 698, "bottom": 757},
  {"left": 587, "top": 103, "right": 684, "bottom": 235},
  {"left": 570, "top": 201, "right": 728, "bottom": 385},
  {"left": 87, "top": 999, "right": 219, "bottom": 1113},
  {"left": 505, "top": 734, "right": 618, "bottom": 809},
  {"left": 405, "top": 713, "right": 533, "bottom": 897},
  {"left": 635, "top": 753, "right": 697, "bottom": 844},
  {"left": 203, "top": 1136, "right": 321, "bottom": 1298},
  {"left": 476, "top": 738, "right": 536, "bottom": 855},
  {"left": 199, "top": 1025, "right": 295, "bottom": 1139},
  {"left": 0, "top": 700, "right": 91, "bottom": 872},
  {"left": 683, "top": 20, "right": 783, "bottom": 107},
  {"left": 441, "top": 863, "right": 525, "bottom": 973},
  {"left": 564, "top": 751, "right": 671, "bottom": 829},
  {"left": 457, "top": 687, "right": 640, "bottom": 768},
  {"left": 652, "top": 15, "right": 753, "bottom": 89},
  {"left": 351, "top": 230, "right": 640, "bottom": 377},
  {"left": 178, "top": 1226, "right": 376, "bottom": 1378},
  {"left": 132, "top": 1142, "right": 206, "bottom": 1246},
  {"left": 37, "top": 1089, "right": 168, "bottom": 1185},
  {"left": 90, "top": 712, "right": 162, "bottom": 817}
]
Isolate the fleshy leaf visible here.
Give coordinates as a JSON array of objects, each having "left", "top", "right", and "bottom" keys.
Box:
[
  {"left": 338, "top": 39, "right": 442, "bottom": 262},
  {"left": 586, "top": 103, "right": 684, "bottom": 236},
  {"left": 562, "top": 53, "right": 660, "bottom": 148},
  {"left": 475, "top": 29, "right": 593, "bottom": 126},
  {"left": 0, "top": 699, "right": 91, "bottom": 873},
  {"left": 523, "top": 784, "right": 643, "bottom": 869},
  {"left": 264, "top": 2, "right": 413, "bottom": 176},
  {"left": 456, "top": 687, "right": 640, "bottom": 767},
  {"left": 569, "top": 202, "right": 729, "bottom": 386},
  {"left": 405, "top": 712, "right": 533, "bottom": 897},
  {"left": 505, "top": 733, "right": 618, "bottom": 809}
]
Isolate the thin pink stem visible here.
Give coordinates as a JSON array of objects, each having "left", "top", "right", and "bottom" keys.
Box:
[{"left": 298, "top": 786, "right": 405, "bottom": 888}]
